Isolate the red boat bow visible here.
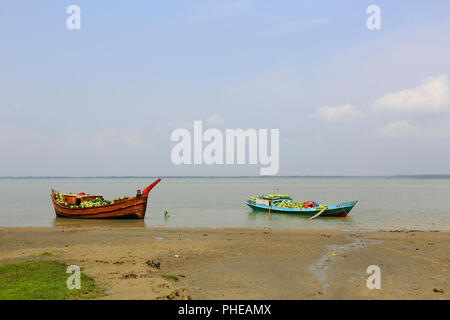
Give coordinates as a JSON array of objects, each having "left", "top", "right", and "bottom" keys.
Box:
[{"left": 143, "top": 178, "right": 162, "bottom": 196}]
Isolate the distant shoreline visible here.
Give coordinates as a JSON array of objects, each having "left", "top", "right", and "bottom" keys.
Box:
[{"left": 1, "top": 175, "right": 450, "bottom": 179}]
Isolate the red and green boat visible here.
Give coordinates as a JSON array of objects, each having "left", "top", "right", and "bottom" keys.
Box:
[{"left": 246, "top": 195, "right": 357, "bottom": 218}]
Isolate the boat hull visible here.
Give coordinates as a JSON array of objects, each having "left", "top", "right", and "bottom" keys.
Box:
[
  {"left": 51, "top": 189, "right": 148, "bottom": 219},
  {"left": 246, "top": 201, "right": 357, "bottom": 217}
]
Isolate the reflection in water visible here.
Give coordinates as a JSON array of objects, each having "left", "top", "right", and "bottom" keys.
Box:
[
  {"left": 248, "top": 210, "right": 355, "bottom": 227},
  {"left": 53, "top": 217, "right": 147, "bottom": 228},
  {"left": 249, "top": 211, "right": 307, "bottom": 222}
]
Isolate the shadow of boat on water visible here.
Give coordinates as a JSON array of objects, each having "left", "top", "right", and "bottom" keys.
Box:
[{"left": 52, "top": 217, "right": 147, "bottom": 228}]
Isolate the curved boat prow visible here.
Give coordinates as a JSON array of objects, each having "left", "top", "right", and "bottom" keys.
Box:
[
  {"left": 142, "top": 178, "right": 162, "bottom": 196},
  {"left": 339, "top": 200, "right": 358, "bottom": 208}
]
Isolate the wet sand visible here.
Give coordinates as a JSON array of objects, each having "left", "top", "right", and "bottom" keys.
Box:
[{"left": 0, "top": 227, "right": 448, "bottom": 299}]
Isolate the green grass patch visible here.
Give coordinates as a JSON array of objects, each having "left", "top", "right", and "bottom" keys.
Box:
[
  {"left": 40, "top": 252, "right": 53, "bottom": 257},
  {"left": 0, "top": 260, "right": 103, "bottom": 300},
  {"left": 161, "top": 274, "right": 179, "bottom": 281}
]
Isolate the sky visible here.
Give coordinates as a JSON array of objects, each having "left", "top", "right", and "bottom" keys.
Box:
[{"left": 1, "top": 0, "right": 450, "bottom": 176}]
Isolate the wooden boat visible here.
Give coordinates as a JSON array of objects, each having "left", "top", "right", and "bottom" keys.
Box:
[
  {"left": 51, "top": 178, "right": 161, "bottom": 219},
  {"left": 246, "top": 197, "right": 357, "bottom": 218}
]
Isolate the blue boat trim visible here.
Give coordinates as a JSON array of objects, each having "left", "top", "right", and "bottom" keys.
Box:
[{"left": 245, "top": 200, "right": 358, "bottom": 217}]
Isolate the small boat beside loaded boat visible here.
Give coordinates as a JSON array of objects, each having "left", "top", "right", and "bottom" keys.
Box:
[
  {"left": 51, "top": 178, "right": 161, "bottom": 219},
  {"left": 246, "top": 194, "right": 357, "bottom": 218}
]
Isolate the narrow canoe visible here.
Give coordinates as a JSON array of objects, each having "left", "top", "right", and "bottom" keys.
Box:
[
  {"left": 246, "top": 199, "right": 357, "bottom": 217},
  {"left": 51, "top": 178, "right": 161, "bottom": 219}
]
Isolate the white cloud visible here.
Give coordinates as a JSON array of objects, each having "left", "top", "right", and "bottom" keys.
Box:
[
  {"left": 378, "top": 120, "right": 449, "bottom": 138},
  {"left": 315, "top": 104, "right": 364, "bottom": 123},
  {"left": 378, "top": 121, "right": 423, "bottom": 138},
  {"left": 372, "top": 75, "right": 450, "bottom": 113},
  {"left": 206, "top": 114, "right": 224, "bottom": 126}
]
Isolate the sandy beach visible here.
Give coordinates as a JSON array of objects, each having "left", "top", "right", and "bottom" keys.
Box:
[{"left": 0, "top": 226, "right": 448, "bottom": 300}]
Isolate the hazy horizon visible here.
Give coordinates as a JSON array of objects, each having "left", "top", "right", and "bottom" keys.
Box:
[{"left": 2, "top": 174, "right": 450, "bottom": 179}]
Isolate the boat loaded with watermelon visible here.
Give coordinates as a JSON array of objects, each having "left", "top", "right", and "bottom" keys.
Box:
[
  {"left": 246, "top": 194, "right": 357, "bottom": 219},
  {"left": 51, "top": 178, "right": 161, "bottom": 219}
]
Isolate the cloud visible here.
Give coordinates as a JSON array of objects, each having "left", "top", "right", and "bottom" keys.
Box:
[
  {"left": 378, "top": 121, "right": 423, "bottom": 138},
  {"left": 206, "top": 114, "right": 224, "bottom": 126},
  {"left": 315, "top": 104, "right": 364, "bottom": 123},
  {"left": 372, "top": 75, "right": 450, "bottom": 113},
  {"left": 378, "top": 120, "right": 449, "bottom": 138}
]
